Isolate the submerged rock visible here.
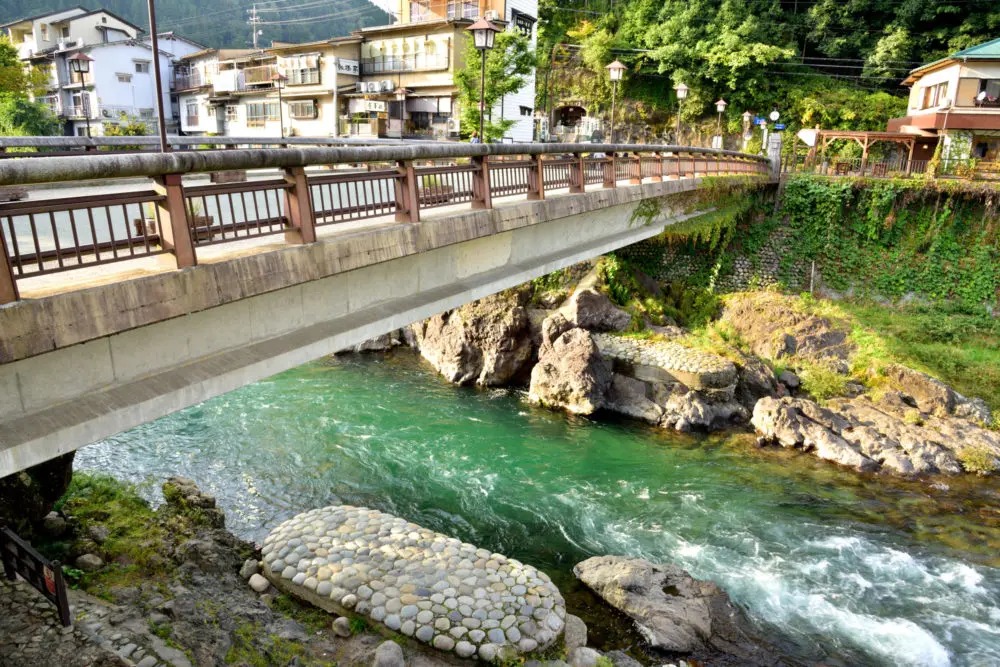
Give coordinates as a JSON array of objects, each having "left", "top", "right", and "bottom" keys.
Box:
[
  {"left": 573, "top": 556, "right": 772, "bottom": 664},
  {"left": 261, "top": 505, "right": 566, "bottom": 661},
  {"left": 529, "top": 328, "right": 612, "bottom": 415}
]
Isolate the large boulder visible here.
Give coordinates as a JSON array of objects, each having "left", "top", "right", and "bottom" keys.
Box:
[
  {"left": 732, "top": 351, "right": 779, "bottom": 411},
  {"left": 752, "top": 394, "right": 1000, "bottom": 476},
  {"left": 411, "top": 290, "right": 534, "bottom": 386},
  {"left": 605, "top": 374, "right": 664, "bottom": 424},
  {"left": 573, "top": 556, "right": 772, "bottom": 664},
  {"left": 0, "top": 452, "right": 75, "bottom": 533},
  {"left": 720, "top": 293, "right": 853, "bottom": 369},
  {"left": 564, "top": 289, "right": 632, "bottom": 333},
  {"left": 659, "top": 385, "right": 748, "bottom": 433},
  {"left": 528, "top": 329, "right": 612, "bottom": 415}
]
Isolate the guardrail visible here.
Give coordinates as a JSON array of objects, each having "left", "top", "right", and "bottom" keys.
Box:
[
  {"left": 784, "top": 155, "right": 1000, "bottom": 181},
  {"left": 0, "top": 142, "right": 771, "bottom": 303},
  {"left": 0, "top": 135, "right": 433, "bottom": 159}
]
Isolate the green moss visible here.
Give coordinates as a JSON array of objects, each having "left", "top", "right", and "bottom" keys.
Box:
[
  {"left": 957, "top": 444, "right": 999, "bottom": 476},
  {"left": 224, "top": 622, "right": 321, "bottom": 667},
  {"left": 270, "top": 594, "right": 331, "bottom": 634},
  {"left": 348, "top": 616, "right": 368, "bottom": 635}
]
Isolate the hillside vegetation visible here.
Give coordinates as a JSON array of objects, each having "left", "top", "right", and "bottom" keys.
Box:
[
  {"left": 538, "top": 0, "right": 1000, "bottom": 140},
  {"left": 2, "top": 0, "right": 391, "bottom": 49}
]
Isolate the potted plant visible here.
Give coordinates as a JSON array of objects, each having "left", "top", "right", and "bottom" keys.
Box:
[
  {"left": 187, "top": 199, "right": 215, "bottom": 241},
  {"left": 132, "top": 202, "right": 157, "bottom": 237},
  {"left": 418, "top": 174, "right": 455, "bottom": 205}
]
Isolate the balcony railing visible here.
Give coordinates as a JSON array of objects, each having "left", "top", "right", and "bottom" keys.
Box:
[
  {"left": 175, "top": 72, "right": 208, "bottom": 90},
  {"left": 0, "top": 142, "right": 770, "bottom": 303},
  {"left": 239, "top": 64, "right": 280, "bottom": 89},
  {"left": 361, "top": 54, "right": 449, "bottom": 75}
]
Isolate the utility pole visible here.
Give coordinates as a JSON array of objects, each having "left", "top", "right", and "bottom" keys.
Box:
[{"left": 249, "top": 5, "right": 262, "bottom": 50}]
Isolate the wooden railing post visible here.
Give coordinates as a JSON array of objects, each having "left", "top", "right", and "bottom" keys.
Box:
[
  {"left": 394, "top": 159, "right": 421, "bottom": 223},
  {"left": 472, "top": 155, "right": 492, "bottom": 209},
  {"left": 0, "top": 227, "right": 18, "bottom": 304},
  {"left": 527, "top": 153, "right": 545, "bottom": 200},
  {"left": 629, "top": 153, "right": 642, "bottom": 185},
  {"left": 152, "top": 173, "right": 196, "bottom": 269},
  {"left": 282, "top": 166, "right": 316, "bottom": 244},
  {"left": 603, "top": 152, "right": 616, "bottom": 188},
  {"left": 651, "top": 152, "right": 663, "bottom": 182},
  {"left": 568, "top": 152, "right": 585, "bottom": 194}
]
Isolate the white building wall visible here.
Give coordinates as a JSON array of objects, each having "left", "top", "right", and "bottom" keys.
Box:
[
  {"left": 88, "top": 43, "right": 175, "bottom": 128},
  {"left": 497, "top": 0, "right": 538, "bottom": 142}
]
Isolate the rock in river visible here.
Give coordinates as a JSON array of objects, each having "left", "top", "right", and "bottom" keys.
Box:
[
  {"left": 573, "top": 556, "right": 773, "bottom": 665},
  {"left": 262, "top": 506, "right": 566, "bottom": 661}
]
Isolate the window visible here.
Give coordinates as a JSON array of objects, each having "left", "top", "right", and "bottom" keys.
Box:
[
  {"left": 61, "top": 27, "right": 70, "bottom": 38},
  {"left": 185, "top": 101, "right": 199, "bottom": 125},
  {"left": 288, "top": 100, "right": 318, "bottom": 119},
  {"left": 287, "top": 67, "right": 320, "bottom": 85},
  {"left": 135, "top": 61, "right": 150, "bottom": 74},
  {"left": 225, "top": 105, "right": 239, "bottom": 122},
  {"left": 920, "top": 82, "right": 948, "bottom": 109},
  {"left": 139, "top": 108, "right": 155, "bottom": 119},
  {"left": 246, "top": 102, "right": 280, "bottom": 127},
  {"left": 520, "top": 106, "right": 533, "bottom": 117},
  {"left": 116, "top": 73, "right": 132, "bottom": 83},
  {"left": 41, "top": 25, "right": 49, "bottom": 40}
]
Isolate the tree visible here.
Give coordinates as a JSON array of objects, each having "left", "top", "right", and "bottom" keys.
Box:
[
  {"left": 0, "top": 35, "right": 60, "bottom": 137},
  {"left": 455, "top": 31, "right": 535, "bottom": 142}
]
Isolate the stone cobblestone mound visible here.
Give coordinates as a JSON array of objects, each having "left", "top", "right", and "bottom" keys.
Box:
[
  {"left": 262, "top": 506, "right": 566, "bottom": 662},
  {"left": 592, "top": 333, "right": 736, "bottom": 390}
]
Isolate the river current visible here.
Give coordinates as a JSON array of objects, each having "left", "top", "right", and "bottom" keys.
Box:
[{"left": 77, "top": 352, "right": 1000, "bottom": 666}]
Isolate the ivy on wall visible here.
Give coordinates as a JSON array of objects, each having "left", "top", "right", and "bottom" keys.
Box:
[{"left": 618, "top": 176, "right": 1000, "bottom": 311}]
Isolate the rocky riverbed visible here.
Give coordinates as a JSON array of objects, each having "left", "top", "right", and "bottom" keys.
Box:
[
  {"left": 401, "top": 267, "right": 999, "bottom": 478},
  {"left": 6, "top": 473, "right": 771, "bottom": 666}
]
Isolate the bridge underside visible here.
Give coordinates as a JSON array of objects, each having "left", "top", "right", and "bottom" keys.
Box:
[{"left": 0, "top": 176, "right": 765, "bottom": 476}]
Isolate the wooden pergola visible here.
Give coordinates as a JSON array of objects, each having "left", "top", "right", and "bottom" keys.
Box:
[{"left": 806, "top": 130, "right": 918, "bottom": 175}]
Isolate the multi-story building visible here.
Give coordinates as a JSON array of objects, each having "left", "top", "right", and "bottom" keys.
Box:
[
  {"left": 350, "top": 0, "right": 538, "bottom": 141},
  {"left": 887, "top": 37, "right": 1000, "bottom": 163},
  {"left": 174, "top": 38, "right": 361, "bottom": 137},
  {"left": 1, "top": 8, "right": 202, "bottom": 136}
]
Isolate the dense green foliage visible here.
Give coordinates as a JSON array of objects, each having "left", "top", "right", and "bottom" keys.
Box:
[
  {"left": 1, "top": 0, "right": 391, "bottom": 49},
  {"left": 779, "top": 176, "right": 1000, "bottom": 308},
  {"left": 455, "top": 32, "right": 536, "bottom": 141},
  {"left": 0, "top": 35, "right": 60, "bottom": 135},
  {"left": 537, "top": 0, "right": 997, "bottom": 140}
]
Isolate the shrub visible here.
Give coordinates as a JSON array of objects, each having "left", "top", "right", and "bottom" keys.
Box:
[{"left": 957, "top": 444, "right": 998, "bottom": 476}]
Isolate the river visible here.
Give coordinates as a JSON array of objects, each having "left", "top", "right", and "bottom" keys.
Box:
[{"left": 76, "top": 351, "right": 1000, "bottom": 667}]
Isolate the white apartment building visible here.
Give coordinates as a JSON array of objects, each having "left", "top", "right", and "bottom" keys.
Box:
[
  {"left": 175, "top": 39, "right": 361, "bottom": 137},
  {"left": 1, "top": 7, "right": 202, "bottom": 136}
]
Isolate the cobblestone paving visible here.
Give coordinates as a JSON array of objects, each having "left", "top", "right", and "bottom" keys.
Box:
[
  {"left": 592, "top": 333, "right": 736, "bottom": 388},
  {"left": 263, "top": 505, "right": 567, "bottom": 662},
  {"left": 0, "top": 577, "right": 188, "bottom": 667}
]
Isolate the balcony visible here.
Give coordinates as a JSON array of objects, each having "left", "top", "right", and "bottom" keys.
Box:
[
  {"left": 238, "top": 64, "right": 280, "bottom": 90},
  {"left": 175, "top": 71, "right": 208, "bottom": 90},
  {"left": 361, "top": 54, "right": 449, "bottom": 75}
]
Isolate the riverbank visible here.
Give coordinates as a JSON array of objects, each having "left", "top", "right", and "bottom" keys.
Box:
[{"left": 23, "top": 471, "right": 769, "bottom": 667}]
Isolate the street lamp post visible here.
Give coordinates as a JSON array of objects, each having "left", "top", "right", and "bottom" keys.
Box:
[
  {"left": 394, "top": 86, "right": 407, "bottom": 139},
  {"left": 674, "top": 82, "right": 688, "bottom": 145},
  {"left": 714, "top": 98, "right": 727, "bottom": 149},
  {"left": 68, "top": 52, "right": 94, "bottom": 137},
  {"left": 606, "top": 60, "right": 626, "bottom": 144},
  {"left": 467, "top": 17, "right": 500, "bottom": 142},
  {"left": 271, "top": 72, "right": 287, "bottom": 139}
]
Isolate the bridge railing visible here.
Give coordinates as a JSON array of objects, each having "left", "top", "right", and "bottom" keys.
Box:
[
  {"left": 0, "top": 142, "right": 771, "bottom": 303},
  {"left": 0, "top": 135, "right": 426, "bottom": 159}
]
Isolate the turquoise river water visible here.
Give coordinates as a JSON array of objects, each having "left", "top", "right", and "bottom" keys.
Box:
[{"left": 77, "top": 352, "right": 1000, "bottom": 667}]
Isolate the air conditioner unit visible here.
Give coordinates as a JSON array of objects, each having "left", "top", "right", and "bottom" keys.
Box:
[
  {"left": 484, "top": 10, "right": 501, "bottom": 21},
  {"left": 380, "top": 80, "right": 393, "bottom": 92},
  {"left": 356, "top": 82, "right": 366, "bottom": 93},
  {"left": 101, "top": 109, "right": 111, "bottom": 118},
  {"left": 366, "top": 81, "right": 380, "bottom": 93}
]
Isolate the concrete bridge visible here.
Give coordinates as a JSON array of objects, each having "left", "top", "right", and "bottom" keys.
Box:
[{"left": 0, "top": 141, "right": 773, "bottom": 477}]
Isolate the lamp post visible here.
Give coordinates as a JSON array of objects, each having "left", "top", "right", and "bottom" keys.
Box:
[
  {"left": 394, "top": 86, "right": 407, "bottom": 139},
  {"left": 467, "top": 17, "right": 500, "bottom": 142},
  {"left": 68, "top": 52, "right": 94, "bottom": 137},
  {"left": 674, "top": 82, "right": 688, "bottom": 145},
  {"left": 742, "top": 110, "right": 752, "bottom": 145},
  {"left": 714, "top": 98, "right": 727, "bottom": 149},
  {"left": 606, "top": 59, "right": 626, "bottom": 144},
  {"left": 271, "top": 71, "right": 287, "bottom": 139}
]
